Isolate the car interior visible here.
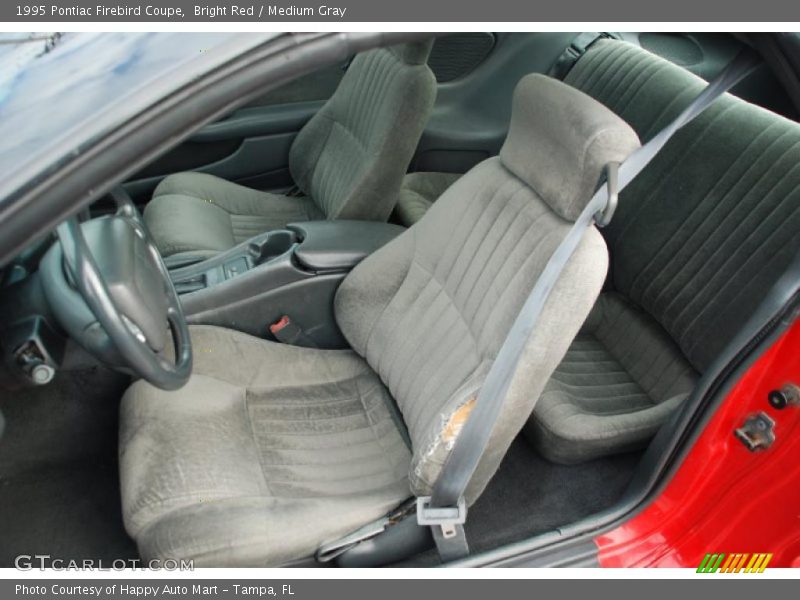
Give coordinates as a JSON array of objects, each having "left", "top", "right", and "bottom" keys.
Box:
[{"left": 1, "top": 32, "right": 799, "bottom": 568}]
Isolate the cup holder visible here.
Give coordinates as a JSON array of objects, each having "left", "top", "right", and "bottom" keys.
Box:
[{"left": 248, "top": 230, "right": 297, "bottom": 264}]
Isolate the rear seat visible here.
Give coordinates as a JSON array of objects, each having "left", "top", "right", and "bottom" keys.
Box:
[
  {"left": 525, "top": 39, "right": 800, "bottom": 463},
  {"left": 401, "top": 38, "right": 800, "bottom": 463}
]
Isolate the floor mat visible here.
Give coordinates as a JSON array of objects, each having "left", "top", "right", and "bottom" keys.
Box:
[
  {"left": 466, "top": 437, "right": 641, "bottom": 554},
  {"left": 397, "top": 437, "right": 640, "bottom": 566},
  {"left": 0, "top": 366, "right": 138, "bottom": 566},
  {"left": 0, "top": 462, "right": 137, "bottom": 566}
]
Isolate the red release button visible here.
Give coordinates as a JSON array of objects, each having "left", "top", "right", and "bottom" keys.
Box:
[{"left": 269, "top": 315, "right": 291, "bottom": 335}]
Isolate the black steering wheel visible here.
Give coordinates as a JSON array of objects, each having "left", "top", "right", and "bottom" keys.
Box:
[{"left": 40, "top": 190, "right": 192, "bottom": 390}]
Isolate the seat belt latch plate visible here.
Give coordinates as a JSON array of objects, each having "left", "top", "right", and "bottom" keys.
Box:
[{"left": 416, "top": 496, "right": 466, "bottom": 537}]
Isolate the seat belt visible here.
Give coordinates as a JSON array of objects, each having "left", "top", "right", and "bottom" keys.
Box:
[
  {"left": 417, "top": 48, "right": 761, "bottom": 562},
  {"left": 548, "top": 33, "right": 616, "bottom": 80}
]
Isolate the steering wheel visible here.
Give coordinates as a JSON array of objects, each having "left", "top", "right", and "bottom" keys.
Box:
[{"left": 40, "top": 190, "right": 192, "bottom": 390}]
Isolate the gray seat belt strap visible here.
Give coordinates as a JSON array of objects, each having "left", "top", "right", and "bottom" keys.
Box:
[{"left": 418, "top": 48, "right": 760, "bottom": 562}]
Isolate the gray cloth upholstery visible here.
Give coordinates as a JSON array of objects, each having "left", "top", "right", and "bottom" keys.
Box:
[
  {"left": 335, "top": 158, "right": 611, "bottom": 503},
  {"left": 145, "top": 40, "right": 437, "bottom": 257},
  {"left": 335, "top": 74, "right": 636, "bottom": 502},
  {"left": 395, "top": 171, "right": 461, "bottom": 226},
  {"left": 566, "top": 39, "right": 800, "bottom": 372},
  {"left": 526, "top": 293, "right": 697, "bottom": 464},
  {"left": 288, "top": 39, "right": 436, "bottom": 221},
  {"left": 120, "top": 72, "right": 636, "bottom": 565},
  {"left": 120, "top": 325, "right": 411, "bottom": 566},
  {"left": 500, "top": 74, "right": 640, "bottom": 221},
  {"left": 526, "top": 39, "right": 800, "bottom": 463}
]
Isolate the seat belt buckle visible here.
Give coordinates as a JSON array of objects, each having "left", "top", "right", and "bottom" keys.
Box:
[
  {"left": 416, "top": 496, "right": 467, "bottom": 539},
  {"left": 269, "top": 315, "right": 317, "bottom": 347},
  {"left": 285, "top": 185, "right": 303, "bottom": 197}
]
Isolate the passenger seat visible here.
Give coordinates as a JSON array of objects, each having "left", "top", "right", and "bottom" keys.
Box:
[
  {"left": 144, "top": 40, "right": 437, "bottom": 259},
  {"left": 526, "top": 39, "right": 800, "bottom": 463}
]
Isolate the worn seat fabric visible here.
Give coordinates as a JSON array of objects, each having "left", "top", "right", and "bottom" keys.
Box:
[
  {"left": 395, "top": 171, "right": 461, "bottom": 226},
  {"left": 120, "top": 325, "right": 411, "bottom": 566},
  {"left": 145, "top": 40, "right": 437, "bottom": 258},
  {"left": 119, "top": 73, "right": 639, "bottom": 565},
  {"left": 526, "top": 39, "right": 800, "bottom": 463}
]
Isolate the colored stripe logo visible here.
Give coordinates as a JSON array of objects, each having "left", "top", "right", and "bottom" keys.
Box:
[{"left": 697, "top": 553, "right": 772, "bottom": 573}]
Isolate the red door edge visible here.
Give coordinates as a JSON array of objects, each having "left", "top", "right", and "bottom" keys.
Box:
[{"left": 596, "top": 314, "right": 800, "bottom": 568}]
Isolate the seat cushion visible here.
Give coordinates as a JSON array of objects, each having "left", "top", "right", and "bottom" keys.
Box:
[
  {"left": 395, "top": 172, "right": 461, "bottom": 226},
  {"left": 525, "top": 293, "right": 697, "bottom": 464},
  {"left": 120, "top": 325, "right": 411, "bottom": 566},
  {"left": 144, "top": 172, "right": 323, "bottom": 257}
]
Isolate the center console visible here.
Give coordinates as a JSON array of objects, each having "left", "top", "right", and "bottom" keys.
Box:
[{"left": 170, "top": 220, "right": 404, "bottom": 348}]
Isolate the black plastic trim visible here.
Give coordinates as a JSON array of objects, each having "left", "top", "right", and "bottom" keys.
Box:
[{"left": 289, "top": 220, "right": 405, "bottom": 272}]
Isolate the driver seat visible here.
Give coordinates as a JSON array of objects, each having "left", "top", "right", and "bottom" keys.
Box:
[{"left": 119, "top": 74, "right": 639, "bottom": 566}]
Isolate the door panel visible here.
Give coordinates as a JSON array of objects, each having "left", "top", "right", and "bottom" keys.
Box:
[
  {"left": 190, "top": 101, "right": 322, "bottom": 143},
  {"left": 132, "top": 138, "right": 243, "bottom": 180},
  {"left": 126, "top": 100, "right": 324, "bottom": 203},
  {"left": 244, "top": 64, "right": 345, "bottom": 107},
  {"left": 125, "top": 133, "right": 298, "bottom": 201},
  {"left": 412, "top": 33, "right": 577, "bottom": 174}
]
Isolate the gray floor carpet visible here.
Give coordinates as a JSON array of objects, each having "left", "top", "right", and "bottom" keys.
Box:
[
  {"left": 0, "top": 366, "right": 138, "bottom": 566},
  {"left": 397, "top": 437, "right": 640, "bottom": 566}
]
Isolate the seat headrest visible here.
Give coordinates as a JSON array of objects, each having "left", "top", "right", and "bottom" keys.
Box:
[
  {"left": 500, "top": 74, "right": 640, "bottom": 221},
  {"left": 388, "top": 38, "right": 435, "bottom": 65}
]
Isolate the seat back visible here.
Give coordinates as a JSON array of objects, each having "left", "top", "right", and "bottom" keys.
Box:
[
  {"left": 334, "top": 74, "right": 639, "bottom": 502},
  {"left": 289, "top": 40, "right": 436, "bottom": 223},
  {"left": 567, "top": 39, "right": 800, "bottom": 372}
]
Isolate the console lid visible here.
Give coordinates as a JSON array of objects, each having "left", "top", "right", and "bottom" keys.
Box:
[{"left": 288, "top": 220, "right": 405, "bottom": 272}]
